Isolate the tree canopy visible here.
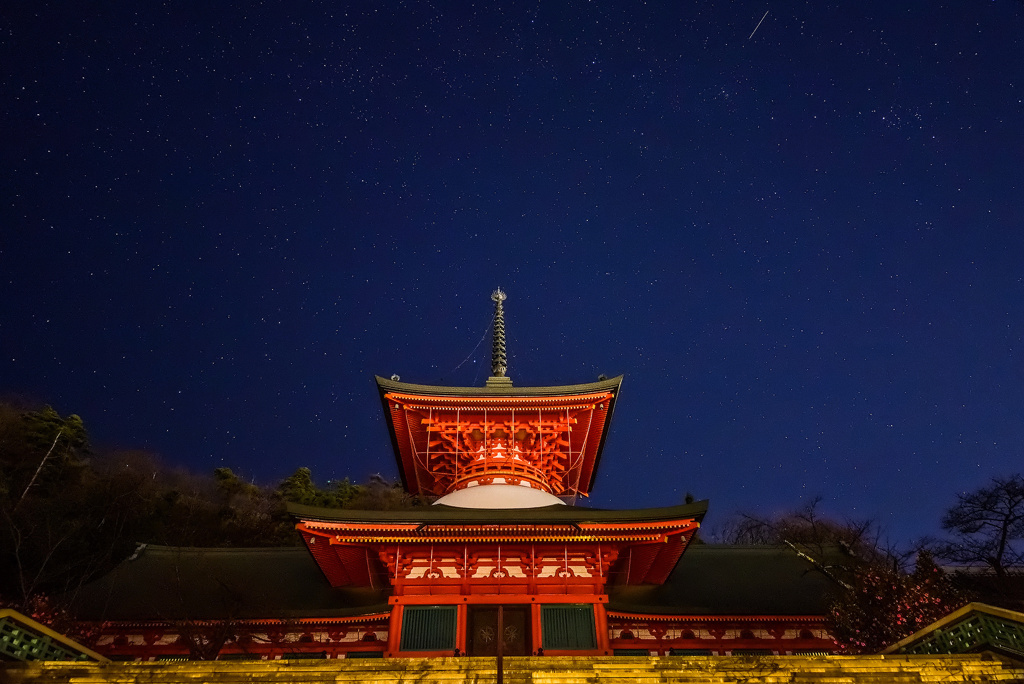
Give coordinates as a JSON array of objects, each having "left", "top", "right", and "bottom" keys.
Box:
[
  {"left": 716, "top": 498, "right": 972, "bottom": 653},
  {"left": 934, "top": 473, "right": 1024, "bottom": 578},
  {"left": 828, "top": 550, "right": 969, "bottom": 654},
  {"left": 715, "top": 497, "right": 894, "bottom": 568},
  {"left": 0, "top": 400, "right": 417, "bottom": 610}
]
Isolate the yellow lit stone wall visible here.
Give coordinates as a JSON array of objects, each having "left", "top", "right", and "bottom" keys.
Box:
[{"left": 4, "top": 654, "right": 1024, "bottom": 683}]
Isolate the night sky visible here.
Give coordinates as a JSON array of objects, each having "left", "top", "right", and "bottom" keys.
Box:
[{"left": 4, "top": 1, "right": 1024, "bottom": 546}]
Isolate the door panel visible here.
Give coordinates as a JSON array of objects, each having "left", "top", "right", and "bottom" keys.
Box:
[{"left": 467, "top": 605, "right": 530, "bottom": 656}]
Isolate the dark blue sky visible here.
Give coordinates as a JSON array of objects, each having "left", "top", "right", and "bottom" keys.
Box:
[{"left": 3, "top": 1, "right": 1023, "bottom": 545}]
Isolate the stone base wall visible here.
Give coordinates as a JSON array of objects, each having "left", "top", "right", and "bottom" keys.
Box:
[{"left": 4, "top": 654, "right": 1024, "bottom": 683}]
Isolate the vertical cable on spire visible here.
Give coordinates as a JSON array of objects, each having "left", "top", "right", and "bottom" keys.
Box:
[{"left": 487, "top": 288, "right": 513, "bottom": 388}]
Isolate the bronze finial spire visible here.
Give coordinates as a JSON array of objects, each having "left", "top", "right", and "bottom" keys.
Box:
[
  {"left": 491, "top": 288, "right": 508, "bottom": 376},
  {"left": 486, "top": 288, "right": 513, "bottom": 388}
]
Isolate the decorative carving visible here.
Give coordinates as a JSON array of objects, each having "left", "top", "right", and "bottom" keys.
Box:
[{"left": 385, "top": 390, "right": 613, "bottom": 497}]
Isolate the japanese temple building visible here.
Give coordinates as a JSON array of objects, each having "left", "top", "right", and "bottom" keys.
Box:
[{"left": 74, "top": 290, "right": 839, "bottom": 660}]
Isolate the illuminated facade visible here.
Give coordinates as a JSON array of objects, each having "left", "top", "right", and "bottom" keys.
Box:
[{"left": 78, "top": 290, "right": 837, "bottom": 660}]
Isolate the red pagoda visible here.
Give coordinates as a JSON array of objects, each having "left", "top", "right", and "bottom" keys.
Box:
[
  {"left": 292, "top": 289, "right": 703, "bottom": 656},
  {"left": 76, "top": 289, "right": 837, "bottom": 660}
]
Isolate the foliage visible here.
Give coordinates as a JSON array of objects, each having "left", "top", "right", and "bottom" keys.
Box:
[
  {"left": 276, "top": 468, "right": 423, "bottom": 510},
  {"left": 933, "top": 473, "right": 1024, "bottom": 578},
  {"left": 0, "top": 403, "right": 101, "bottom": 602},
  {"left": 276, "top": 466, "right": 363, "bottom": 507},
  {"left": 15, "top": 593, "right": 102, "bottom": 647},
  {"left": 0, "top": 399, "right": 418, "bottom": 611},
  {"left": 716, "top": 497, "right": 971, "bottom": 653},
  {"left": 210, "top": 467, "right": 297, "bottom": 547},
  {"left": 715, "top": 497, "right": 896, "bottom": 568},
  {"left": 348, "top": 473, "right": 424, "bottom": 510},
  {"left": 828, "top": 550, "right": 970, "bottom": 654}
]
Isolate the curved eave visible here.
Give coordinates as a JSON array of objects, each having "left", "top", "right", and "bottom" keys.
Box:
[
  {"left": 375, "top": 375, "right": 623, "bottom": 495},
  {"left": 288, "top": 499, "right": 707, "bottom": 526},
  {"left": 93, "top": 613, "right": 393, "bottom": 628},
  {"left": 318, "top": 536, "right": 674, "bottom": 544},
  {"left": 605, "top": 611, "right": 827, "bottom": 623},
  {"left": 375, "top": 375, "right": 623, "bottom": 398}
]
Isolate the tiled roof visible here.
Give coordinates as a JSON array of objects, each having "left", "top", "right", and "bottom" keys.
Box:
[
  {"left": 608, "top": 544, "right": 851, "bottom": 616},
  {"left": 71, "top": 545, "right": 389, "bottom": 622},
  {"left": 72, "top": 538, "right": 844, "bottom": 622},
  {"left": 374, "top": 375, "right": 623, "bottom": 397},
  {"left": 375, "top": 375, "right": 624, "bottom": 496},
  {"left": 288, "top": 500, "right": 708, "bottom": 525}
]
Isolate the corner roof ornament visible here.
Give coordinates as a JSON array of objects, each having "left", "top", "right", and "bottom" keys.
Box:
[{"left": 486, "top": 288, "right": 513, "bottom": 388}]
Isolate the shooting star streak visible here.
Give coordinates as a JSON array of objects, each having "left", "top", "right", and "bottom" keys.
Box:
[{"left": 748, "top": 10, "right": 769, "bottom": 40}]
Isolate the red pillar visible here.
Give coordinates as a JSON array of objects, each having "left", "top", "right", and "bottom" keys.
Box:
[
  {"left": 594, "top": 601, "right": 612, "bottom": 655},
  {"left": 530, "top": 602, "right": 543, "bottom": 655},
  {"left": 456, "top": 603, "right": 468, "bottom": 655},
  {"left": 386, "top": 603, "right": 403, "bottom": 657}
]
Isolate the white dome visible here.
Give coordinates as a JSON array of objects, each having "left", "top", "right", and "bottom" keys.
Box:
[{"left": 433, "top": 483, "right": 566, "bottom": 509}]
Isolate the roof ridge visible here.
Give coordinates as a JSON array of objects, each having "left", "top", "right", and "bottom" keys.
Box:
[{"left": 138, "top": 544, "right": 310, "bottom": 554}]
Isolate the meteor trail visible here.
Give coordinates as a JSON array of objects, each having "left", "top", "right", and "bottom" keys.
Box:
[{"left": 748, "top": 9, "right": 769, "bottom": 40}]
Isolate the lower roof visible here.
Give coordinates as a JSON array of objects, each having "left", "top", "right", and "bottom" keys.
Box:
[
  {"left": 287, "top": 500, "right": 708, "bottom": 524},
  {"left": 608, "top": 544, "right": 850, "bottom": 617},
  {"left": 71, "top": 545, "right": 389, "bottom": 622},
  {"left": 72, "top": 541, "right": 847, "bottom": 623}
]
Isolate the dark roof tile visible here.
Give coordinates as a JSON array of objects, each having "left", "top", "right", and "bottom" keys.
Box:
[
  {"left": 71, "top": 545, "right": 389, "bottom": 622},
  {"left": 608, "top": 544, "right": 850, "bottom": 616},
  {"left": 288, "top": 500, "right": 708, "bottom": 524}
]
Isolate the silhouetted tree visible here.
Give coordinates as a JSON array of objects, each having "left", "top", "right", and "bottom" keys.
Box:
[
  {"left": 0, "top": 403, "right": 297, "bottom": 606},
  {"left": 277, "top": 468, "right": 421, "bottom": 510},
  {"left": 0, "top": 398, "right": 425, "bottom": 626},
  {"left": 347, "top": 473, "right": 421, "bottom": 510},
  {"left": 276, "top": 466, "right": 321, "bottom": 505},
  {"left": 715, "top": 497, "right": 971, "bottom": 652},
  {"left": 933, "top": 474, "right": 1024, "bottom": 578},
  {"left": 0, "top": 404, "right": 97, "bottom": 601},
  {"left": 716, "top": 497, "right": 896, "bottom": 569},
  {"left": 212, "top": 467, "right": 296, "bottom": 546}
]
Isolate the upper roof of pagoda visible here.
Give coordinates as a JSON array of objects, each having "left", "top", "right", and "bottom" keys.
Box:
[
  {"left": 375, "top": 374, "right": 623, "bottom": 399},
  {"left": 375, "top": 374, "right": 623, "bottom": 499}
]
